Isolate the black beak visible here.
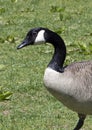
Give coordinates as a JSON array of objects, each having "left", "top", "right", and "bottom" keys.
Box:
[{"left": 17, "top": 39, "right": 31, "bottom": 49}]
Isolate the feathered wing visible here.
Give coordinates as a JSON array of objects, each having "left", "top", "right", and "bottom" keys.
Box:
[{"left": 65, "top": 61, "right": 92, "bottom": 101}]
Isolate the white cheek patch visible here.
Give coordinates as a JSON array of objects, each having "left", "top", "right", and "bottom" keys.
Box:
[{"left": 35, "top": 30, "right": 45, "bottom": 44}]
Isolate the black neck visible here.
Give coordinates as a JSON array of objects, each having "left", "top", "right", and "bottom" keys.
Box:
[{"left": 46, "top": 31, "right": 66, "bottom": 72}]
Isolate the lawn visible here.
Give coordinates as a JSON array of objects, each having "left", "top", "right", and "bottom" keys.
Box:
[{"left": 0, "top": 0, "right": 92, "bottom": 130}]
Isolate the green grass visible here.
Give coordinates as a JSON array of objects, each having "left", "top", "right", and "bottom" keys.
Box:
[{"left": 0, "top": 0, "right": 92, "bottom": 130}]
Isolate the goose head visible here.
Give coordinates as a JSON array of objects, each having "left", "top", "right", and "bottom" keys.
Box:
[{"left": 17, "top": 27, "right": 51, "bottom": 49}]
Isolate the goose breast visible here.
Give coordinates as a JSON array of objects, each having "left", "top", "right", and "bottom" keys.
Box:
[{"left": 44, "top": 61, "right": 92, "bottom": 114}]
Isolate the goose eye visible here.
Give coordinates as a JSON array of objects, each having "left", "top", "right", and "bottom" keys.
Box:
[{"left": 32, "top": 31, "right": 37, "bottom": 36}]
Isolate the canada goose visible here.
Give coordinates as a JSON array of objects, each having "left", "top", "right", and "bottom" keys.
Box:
[{"left": 17, "top": 27, "right": 92, "bottom": 130}]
